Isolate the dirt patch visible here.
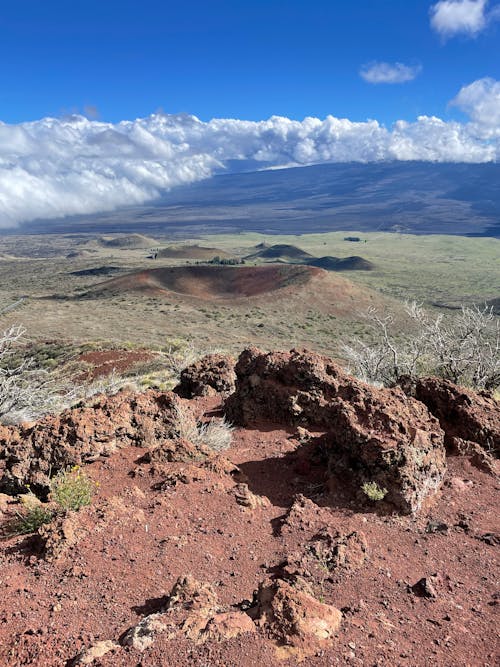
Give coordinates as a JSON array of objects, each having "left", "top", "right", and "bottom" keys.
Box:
[
  {"left": 77, "top": 349, "right": 158, "bottom": 381},
  {"left": 0, "top": 394, "right": 497, "bottom": 666}
]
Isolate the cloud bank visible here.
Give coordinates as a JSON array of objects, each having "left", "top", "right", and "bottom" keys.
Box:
[
  {"left": 0, "top": 78, "right": 499, "bottom": 228},
  {"left": 430, "top": 0, "right": 498, "bottom": 37},
  {"left": 360, "top": 62, "right": 421, "bottom": 84}
]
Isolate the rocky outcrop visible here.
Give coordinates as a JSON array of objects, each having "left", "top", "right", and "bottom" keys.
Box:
[
  {"left": 226, "top": 349, "right": 446, "bottom": 514},
  {"left": 0, "top": 390, "right": 193, "bottom": 495},
  {"left": 252, "top": 579, "right": 342, "bottom": 657},
  {"left": 175, "top": 353, "right": 236, "bottom": 398},
  {"left": 122, "top": 575, "right": 255, "bottom": 651},
  {"left": 412, "top": 377, "right": 500, "bottom": 457}
]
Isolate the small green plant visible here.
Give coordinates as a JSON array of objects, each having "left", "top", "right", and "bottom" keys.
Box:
[
  {"left": 361, "top": 481, "right": 388, "bottom": 502},
  {"left": 7, "top": 494, "right": 54, "bottom": 535},
  {"left": 49, "top": 466, "right": 97, "bottom": 511}
]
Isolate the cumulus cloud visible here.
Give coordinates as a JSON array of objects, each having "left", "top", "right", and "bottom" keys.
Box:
[
  {"left": 360, "top": 62, "right": 421, "bottom": 84},
  {"left": 0, "top": 79, "right": 499, "bottom": 227},
  {"left": 430, "top": 0, "right": 498, "bottom": 37},
  {"left": 451, "top": 77, "right": 500, "bottom": 136}
]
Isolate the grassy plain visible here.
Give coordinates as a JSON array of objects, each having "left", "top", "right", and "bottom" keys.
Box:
[{"left": 0, "top": 231, "right": 497, "bottom": 361}]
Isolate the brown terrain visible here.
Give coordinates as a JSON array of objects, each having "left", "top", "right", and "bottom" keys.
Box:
[
  {"left": 0, "top": 349, "right": 498, "bottom": 666},
  {"left": 155, "top": 245, "right": 234, "bottom": 260}
]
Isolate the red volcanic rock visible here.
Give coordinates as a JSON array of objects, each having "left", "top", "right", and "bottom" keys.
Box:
[
  {"left": 0, "top": 390, "right": 193, "bottom": 495},
  {"left": 225, "top": 349, "right": 446, "bottom": 514},
  {"left": 175, "top": 353, "right": 236, "bottom": 398},
  {"left": 253, "top": 578, "right": 342, "bottom": 652},
  {"left": 412, "top": 377, "right": 500, "bottom": 457}
]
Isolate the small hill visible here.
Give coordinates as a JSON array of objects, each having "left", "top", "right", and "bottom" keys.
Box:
[
  {"left": 85, "top": 264, "right": 318, "bottom": 300},
  {"left": 304, "top": 256, "right": 375, "bottom": 271},
  {"left": 156, "top": 245, "right": 234, "bottom": 260},
  {"left": 66, "top": 250, "right": 95, "bottom": 259},
  {"left": 246, "top": 244, "right": 313, "bottom": 260},
  {"left": 97, "top": 234, "right": 158, "bottom": 249}
]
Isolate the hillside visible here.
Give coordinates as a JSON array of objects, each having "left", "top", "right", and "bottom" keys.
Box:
[
  {"left": 156, "top": 245, "right": 234, "bottom": 260},
  {"left": 0, "top": 349, "right": 498, "bottom": 666},
  {"left": 24, "top": 162, "right": 500, "bottom": 237}
]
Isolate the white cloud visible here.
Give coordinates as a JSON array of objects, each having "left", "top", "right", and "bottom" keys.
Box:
[
  {"left": 430, "top": 0, "right": 498, "bottom": 37},
  {"left": 451, "top": 77, "right": 500, "bottom": 136},
  {"left": 0, "top": 79, "right": 499, "bottom": 227},
  {"left": 360, "top": 62, "right": 421, "bottom": 84}
]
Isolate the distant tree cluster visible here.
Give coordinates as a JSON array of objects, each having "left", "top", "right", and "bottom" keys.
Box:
[
  {"left": 198, "top": 257, "right": 245, "bottom": 266},
  {"left": 342, "top": 303, "right": 500, "bottom": 391}
]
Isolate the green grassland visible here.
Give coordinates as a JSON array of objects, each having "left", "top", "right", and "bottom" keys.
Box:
[
  {"left": 196, "top": 231, "right": 500, "bottom": 308},
  {"left": 0, "top": 231, "right": 497, "bottom": 361}
]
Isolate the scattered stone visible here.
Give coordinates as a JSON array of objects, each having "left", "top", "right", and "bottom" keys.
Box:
[
  {"left": 174, "top": 353, "right": 236, "bottom": 398},
  {"left": 122, "top": 613, "right": 168, "bottom": 651},
  {"left": 70, "top": 640, "right": 119, "bottom": 665},
  {"left": 476, "top": 533, "right": 500, "bottom": 546},
  {"left": 226, "top": 348, "right": 446, "bottom": 514},
  {"left": 201, "top": 611, "right": 256, "bottom": 642},
  {"left": 233, "top": 483, "right": 271, "bottom": 509},
  {"left": 426, "top": 521, "right": 449, "bottom": 535},
  {"left": 122, "top": 575, "right": 256, "bottom": 651},
  {"left": 37, "top": 512, "right": 81, "bottom": 562},
  {"left": 280, "top": 495, "right": 323, "bottom": 534},
  {"left": 411, "top": 577, "right": 439, "bottom": 599}
]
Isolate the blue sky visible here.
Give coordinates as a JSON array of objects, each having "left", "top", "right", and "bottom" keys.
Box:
[
  {"left": 1, "top": 1, "right": 500, "bottom": 227},
  {"left": 1, "top": 0, "right": 499, "bottom": 125}
]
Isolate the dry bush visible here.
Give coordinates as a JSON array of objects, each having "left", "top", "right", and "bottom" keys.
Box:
[
  {"left": 174, "top": 403, "right": 234, "bottom": 452},
  {"left": 0, "top": 325, "right": 79, "bottom": 424},
  {"left": 343, "top": 303, "right": 499, "bottom": 391}
]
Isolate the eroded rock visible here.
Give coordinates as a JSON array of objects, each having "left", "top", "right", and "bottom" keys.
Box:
[
  {"left": 253, "top": 579, "right": 342, "bottom": 652},
  {"left": 226, "top": 349, "right": 446, "bottom": 514},
  {"left": 70, "top": 640, "right": 119, "bottom": 665},
  {"left": 412, "top": 377, "right": 499, "bottom": 458},
  {"left": 0, "top": 390, "right": 190, "bottom": 495},
  {"left": 175, "top": 353, "right": 236, "bottom": 398}
]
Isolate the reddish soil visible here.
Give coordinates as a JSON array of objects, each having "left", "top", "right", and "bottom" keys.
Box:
[
  {"left": 0, "top": 395, "right": 498, "bottom": 666},
  {"left": 89, "top": 264, "right": 320, "bottom": 300},
  {"left": 76, "top": 350, "right": 157, "bottom": 381}
]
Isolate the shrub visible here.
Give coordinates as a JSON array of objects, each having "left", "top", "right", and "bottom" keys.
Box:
[
  {"left": 343, "top": 302, "right": 500, "bottom": 391},
  {"left": 49, "top": 466, "right": 96, "bottom": 511},
  {"left": 6, "top": 494, "right": 54, "bottom": 535},
  {"left": 174, "top": 403, "right": 234, "bottom": 452},
  {"left": 0, "top": 325, "right": 79, "bottom": 424},
  {"left": 361, "top": 482, "right": 388, "bottom": 502}
]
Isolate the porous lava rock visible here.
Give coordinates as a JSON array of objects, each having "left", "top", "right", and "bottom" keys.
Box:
[
  {"left": 284, "top": 527, "right": 368, "bottom": 584},
  {"left": 412, "top": 377, "right": 500, "bottom": 457},
  {"left": 225, "top": 348, "right": 446, "bottom": 514},
  {"left": 122, "top": 575, "right": 255, "bottom": 651},
  {"left": 0, "top": 390, "right": 193, "bottom": 495},
  {"left": 175, "top": 353, "right": 236, "bottom": 398},
  {"left": 252, "top": 578, "right": 342, "bottom": 655}
]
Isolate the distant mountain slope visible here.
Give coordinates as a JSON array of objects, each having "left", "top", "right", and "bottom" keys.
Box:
[
  {"left": 23, "top": 162, "right": 500, "bottom": 237},
  {"left": 304, "top": 256, "right": 375, "bottom": 271},
  {"left": 246, "top": 244, "right": 313, "bottom": 260},
  {"left": 156, "top": 245, "right": 233, "bottom": 259}
]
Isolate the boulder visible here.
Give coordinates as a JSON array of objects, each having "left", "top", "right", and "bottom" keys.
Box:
[
  {"left": 253, "top": 579, "right": 342, "bottom": 649},
  {"left": 412, "top": 377, "right": 499, "bottom": 457},
  {"left": 226, "top": 349, "right": 446, "bottom": 514},
  {"left": 0, "top": 390, "right": 192, "bottom": 495},
  {"left": 175, "top": 353, "right": 236, "bottom": 398}
]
